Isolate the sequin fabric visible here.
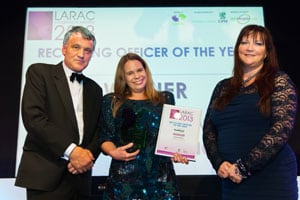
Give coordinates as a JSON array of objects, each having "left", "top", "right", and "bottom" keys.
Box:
[{"left": 100, "top": 91, "right": 180, "bottom": 200}]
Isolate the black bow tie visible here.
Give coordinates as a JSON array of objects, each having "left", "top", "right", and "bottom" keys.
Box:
[{"left": 70, "top": 73, "right": 85, "bottom": 83}]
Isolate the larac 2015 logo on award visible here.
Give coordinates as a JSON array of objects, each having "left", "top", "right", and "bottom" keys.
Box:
[{"left": 169, "top": 109, "right": 181, "bottom": 120}]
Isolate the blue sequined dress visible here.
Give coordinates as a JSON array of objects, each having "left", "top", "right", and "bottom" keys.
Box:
[
  {"left": 203, "top": 71, "right": 298, "bottom": 200},
  {"left": 100, "top": 91, "right": 180, "bottom": 200}
]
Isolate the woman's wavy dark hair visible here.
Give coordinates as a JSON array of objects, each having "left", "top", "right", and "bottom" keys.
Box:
[{"left": 213, "top": 24, "right": 279, "bottom": 116}]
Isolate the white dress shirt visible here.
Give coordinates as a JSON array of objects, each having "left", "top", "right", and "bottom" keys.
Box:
[{"left": 62, "top": 63, "right": 84, "bottom": 159}]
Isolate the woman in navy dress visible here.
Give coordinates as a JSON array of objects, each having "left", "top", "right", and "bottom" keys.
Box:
[
  {"left": 100, "top": 53, "right": 188, "bottom": 199},
  {"left": 203, "top": 24, "right": 298, "bottom": 200}
]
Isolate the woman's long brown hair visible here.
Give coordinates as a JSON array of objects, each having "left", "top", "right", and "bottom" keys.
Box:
[{"left": 213, "top": 24, "right": 279, "bottom": 116}]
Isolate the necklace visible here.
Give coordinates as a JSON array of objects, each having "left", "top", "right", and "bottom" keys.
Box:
[{"left": 242, "top": 70, "right": 260, "bottom": 87}]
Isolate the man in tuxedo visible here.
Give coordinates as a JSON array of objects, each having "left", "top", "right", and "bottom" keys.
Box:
[{"left": 15, "top": 26, "right": 103, "bottom": 200}]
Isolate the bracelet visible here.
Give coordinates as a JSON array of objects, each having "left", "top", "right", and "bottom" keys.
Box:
[
  {"left": 234, "top": 165, "right": 247, "bottom": 179},
  {"left": 236, "top": 158, "right": 251, "bottom": 178}
]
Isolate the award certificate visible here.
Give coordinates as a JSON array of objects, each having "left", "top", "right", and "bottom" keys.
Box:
[{"left": 155, "top": 104, "right": 202, "bottom": 161}]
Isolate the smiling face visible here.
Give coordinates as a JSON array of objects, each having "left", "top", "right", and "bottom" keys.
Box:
[
  {"left": 124, "top": 59, "right": 147, "bottom": 97},
  {"left": 238, "top": 32, "right": 267, "bottom": 72},
  {"left": 62, "top": 32, "right": 94, "bottom": 72}
]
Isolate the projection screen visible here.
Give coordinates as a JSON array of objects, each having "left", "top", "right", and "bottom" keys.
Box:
[{"left": 16, "top": 6, "right": 265, "bottom": 177}]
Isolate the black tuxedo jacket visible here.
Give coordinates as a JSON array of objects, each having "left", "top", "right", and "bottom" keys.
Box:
[{"left": 15, "top": 62, "right": 103, "bottom": 194}]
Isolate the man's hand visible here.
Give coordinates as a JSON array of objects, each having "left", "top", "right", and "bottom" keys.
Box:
[
  {"left": 69, "top": 146, "right": 95, "bottom": 174},
  {"left": 68, "top": 162, "right": 79, "bottom": 174}
]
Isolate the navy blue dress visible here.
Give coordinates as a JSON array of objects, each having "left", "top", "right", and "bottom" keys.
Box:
[
  {"left": 203, "top": 71, "right": 298, "bottom": 200},
  {"left": 100, "top": 91, "right": 180, "bottom": 200}
]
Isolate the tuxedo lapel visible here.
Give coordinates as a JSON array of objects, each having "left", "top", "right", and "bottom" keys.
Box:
[
  {"left": 81, "top": 79, "right": 100, "bottom": 145},
  {"left": 52, "top": 63, "right": 79, "bottom": 135},
  {"left": 82, "top": 80, "right": 92, "bottom": 144}
]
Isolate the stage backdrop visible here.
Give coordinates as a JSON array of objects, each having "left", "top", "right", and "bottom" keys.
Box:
[{"left": 17, "top": 6, "right": 264, "bottom": 178}]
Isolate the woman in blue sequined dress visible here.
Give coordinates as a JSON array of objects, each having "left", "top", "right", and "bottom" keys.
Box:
[
  {"left": 100, "top": 53, "right": 189, "bottom": 200},
  {"left": 203, "top": 24, "right": 298, "bottom": 200}
]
